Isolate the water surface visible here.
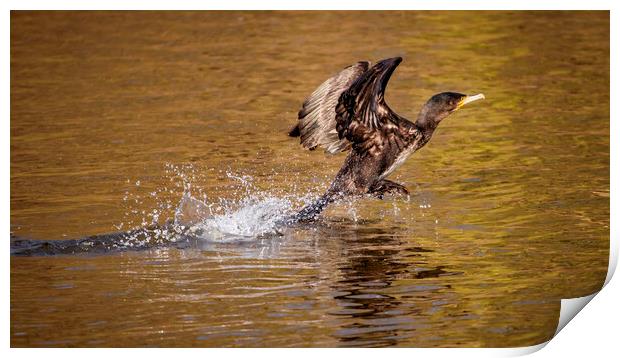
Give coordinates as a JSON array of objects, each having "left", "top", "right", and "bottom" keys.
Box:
[{"left": 10, "top": 11, "right": 609, "bottom": 347}]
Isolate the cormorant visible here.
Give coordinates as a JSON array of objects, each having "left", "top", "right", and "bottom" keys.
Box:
[{"left": 288, "top": 57, "right": 485, "bottom": 221}]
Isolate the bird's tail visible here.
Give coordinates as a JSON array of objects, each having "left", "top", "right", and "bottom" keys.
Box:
[
  {"left": 281, "top": 192, "right": 338, "bottom": 223},
  {"left": 296, "top": 194, "right": 332, "bottom": 221}
]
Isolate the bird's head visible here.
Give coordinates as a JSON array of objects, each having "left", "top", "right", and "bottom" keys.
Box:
[{"left": 417, "top": 92, "right": 485, "bottom": 130}]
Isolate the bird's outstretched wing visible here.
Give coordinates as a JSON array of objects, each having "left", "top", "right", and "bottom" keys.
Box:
[
  {"left": 288, "top": 61, "right": 370, "bottom": 154},
  {"left": 335, "top": 57, "right": 404, "bottom": 155}
]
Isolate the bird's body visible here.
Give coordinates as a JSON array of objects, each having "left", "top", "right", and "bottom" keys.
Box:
[{"left": 288, "top": 57, "right": 484, "bottom": 220}]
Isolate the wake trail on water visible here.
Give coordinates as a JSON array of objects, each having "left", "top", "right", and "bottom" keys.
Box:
[{"left": 11, "top": 165, "right": 324, "bottom": 256}]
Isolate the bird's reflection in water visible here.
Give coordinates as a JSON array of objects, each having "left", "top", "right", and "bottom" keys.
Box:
[{"left": 325, "top": 222, "right": 454, "bottom": 347}]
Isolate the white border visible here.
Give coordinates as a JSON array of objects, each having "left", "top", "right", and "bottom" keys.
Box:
[
  {"left": 4, "top": 1, "right": 616, "bottom": 356},
  {"left": 1, "top": 0, "right": 617, "bottom": 11}
]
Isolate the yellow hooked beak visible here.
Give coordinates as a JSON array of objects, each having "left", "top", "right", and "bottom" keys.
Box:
[{"left": 456, "top": 93, "right": 485, "bottom": 109}]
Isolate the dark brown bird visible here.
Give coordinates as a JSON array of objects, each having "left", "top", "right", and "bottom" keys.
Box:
[{"left": 288, "top": 57, "right": 485, "bottom": 221}]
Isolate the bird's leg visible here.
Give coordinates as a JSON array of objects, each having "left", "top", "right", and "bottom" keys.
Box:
[{"left": 369, "top": 179, "right": 410, "bottom": 199}]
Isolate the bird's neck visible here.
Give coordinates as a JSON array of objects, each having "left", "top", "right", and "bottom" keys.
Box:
[{"left": 415, "top": 108, "right": 439, "bottom": 139}]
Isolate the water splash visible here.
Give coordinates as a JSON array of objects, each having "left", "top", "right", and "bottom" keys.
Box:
[
  {"left": 189, "top": 196, "right": 294, "bottom": 241},
  {"left": 121, "top": 165, "right": 317, "bottom": 244},
  {"left": 149, "top": 165, "right": 420, "bottom": 243}
]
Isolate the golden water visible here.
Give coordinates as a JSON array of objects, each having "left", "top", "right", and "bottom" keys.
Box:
[{"left": 11, "top": 11, "right": 609, "bottom": 347}]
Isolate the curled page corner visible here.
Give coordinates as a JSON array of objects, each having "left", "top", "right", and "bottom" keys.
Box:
[
  {"left": 509, "top": 291, "right": 600, "bottom": 356},
  {"left": 555, "top": 293, "right": 598, "bottom": 336},
  {"left": 551, "top": 234, "right": 617, "bottom": 338},
  {"left": 515, "top": 236, "right": 617, "bottom": 354}
]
